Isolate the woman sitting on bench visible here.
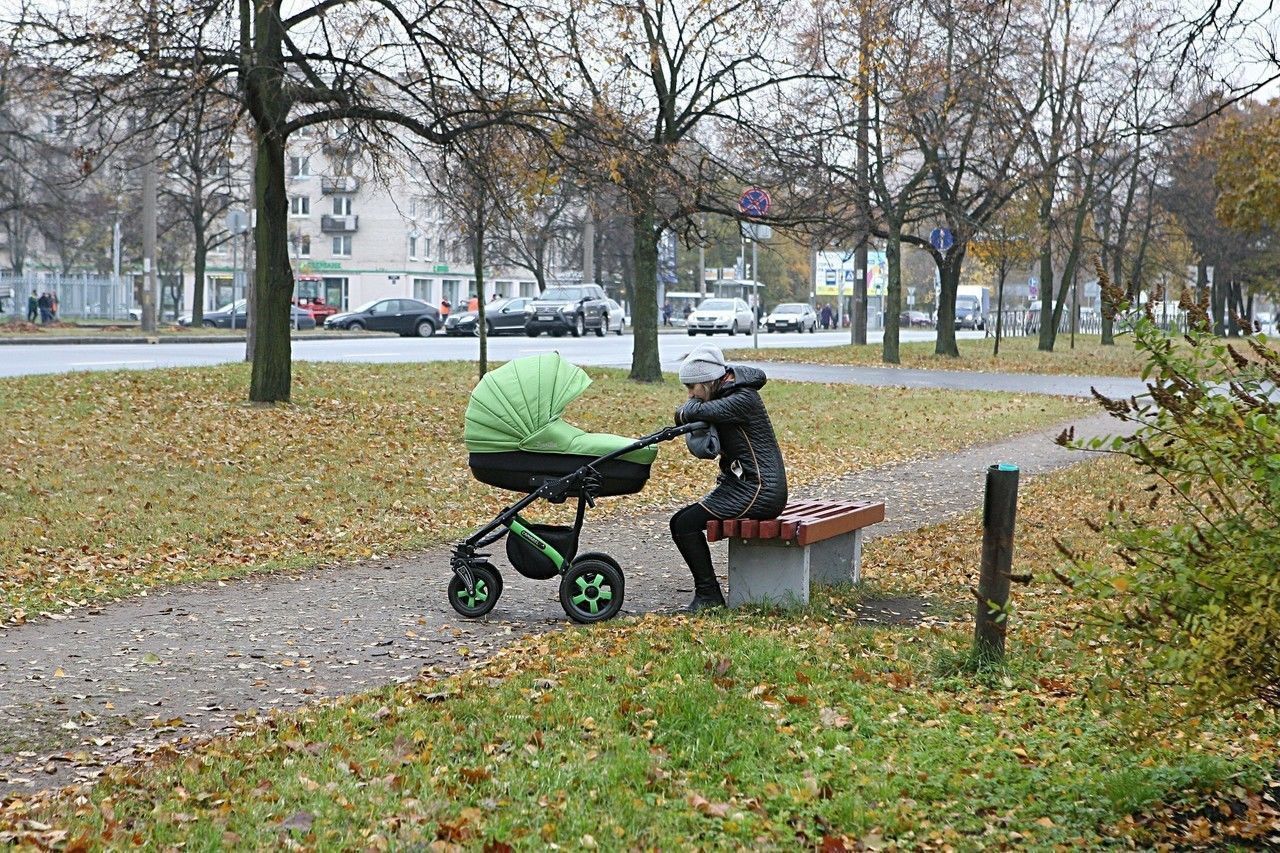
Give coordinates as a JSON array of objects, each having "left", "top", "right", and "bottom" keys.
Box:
[{"left": 671, "top": 345, "right": 788, "bottom": 612}]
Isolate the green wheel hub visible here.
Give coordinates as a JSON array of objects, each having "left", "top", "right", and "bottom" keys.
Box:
[
  {"left": 570, "top": 572, "right": 612, "bottom": 614},
  {"left": 457, "top": 579, "right": 489, "bottom": 608}
]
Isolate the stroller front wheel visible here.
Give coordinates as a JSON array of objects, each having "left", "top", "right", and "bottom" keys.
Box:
[
  {"left": 448, "top": 565, "right": 503, "bottom": 618},
  {"left": 559, "top": 558, "right": 625, "bottom": 624}
]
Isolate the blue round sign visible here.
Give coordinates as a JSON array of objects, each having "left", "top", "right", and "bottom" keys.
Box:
[
  {"left": 929, "top": 227, "right": 954, "bottom": 252},
  {"left": 739, "top": 187, "right": 771, "bottom": 218}
]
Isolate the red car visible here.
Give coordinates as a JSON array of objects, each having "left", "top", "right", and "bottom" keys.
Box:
[{"left": 295, "top": 295, "right": 339, "bottom": 325}]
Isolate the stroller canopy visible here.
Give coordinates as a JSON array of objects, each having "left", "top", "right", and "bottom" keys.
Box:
[{"left": 464, "top": 353, "right": 658, "bottom": 464}]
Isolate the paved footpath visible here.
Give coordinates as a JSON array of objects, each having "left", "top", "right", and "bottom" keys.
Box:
[
  {"left": 0, "top": 399, "right": 1121, "bottom": 794},
  {"left": 741, "top": 361, "right": 1149, "bottom": 400}
]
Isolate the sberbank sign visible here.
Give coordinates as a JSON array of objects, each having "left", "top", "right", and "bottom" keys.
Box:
[{"left": 300, "top": 261, "right": 343, "bottom": 271}]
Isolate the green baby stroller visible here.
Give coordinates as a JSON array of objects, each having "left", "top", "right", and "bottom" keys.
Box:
[{"left": 449, "top": 353, "right": 704, "bottom": 624}]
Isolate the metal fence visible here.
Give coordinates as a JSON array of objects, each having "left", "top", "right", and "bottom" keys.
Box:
[
  {"left": 986, "top": 308, "right": 1189, "bottom": 338},
  {"left": 1, "top": 273, "right": 134, "bottom": 322}
]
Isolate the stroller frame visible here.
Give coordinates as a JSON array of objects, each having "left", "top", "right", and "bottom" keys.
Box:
[{"left": 449, "top": 421, "right": 706, "bottom": 624}]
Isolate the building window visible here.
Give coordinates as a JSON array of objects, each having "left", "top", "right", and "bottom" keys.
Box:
[
  {"left": 442, "top": 279, "right": 460, "bottom": 306},
  {"left": 290, "top": 195, "right": 310, "bottom": 216},
  {"left": 288, "top": 155, "right": 311, "bottom": 177},
  {"left": 413, "top": 278, "right": 431, "bottom": 301},
  {"left": 408, "top": 234, "right": 419, "bottom": 259},
  {"left": 292, "top": 234, "right": 311, "bottom": 258},
  {"left": 332, "top": 235, "right": 352, "bottom": 257},
  {"left": 332, "top": 196, "right": 352, "bottom": 216}
]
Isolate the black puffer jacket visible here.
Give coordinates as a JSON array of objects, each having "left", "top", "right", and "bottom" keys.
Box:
[{"left": 675, "top": 365, "right": 788, "bottom": 520}]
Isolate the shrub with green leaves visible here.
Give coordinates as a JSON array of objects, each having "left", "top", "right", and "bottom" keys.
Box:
[{"left": 1062, "top": 275, "right": 1280, "bottom": 715}]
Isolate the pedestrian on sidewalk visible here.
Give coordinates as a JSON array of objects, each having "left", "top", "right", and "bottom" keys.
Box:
[
  {"left": 670, "top": 345, "right": 788, "bottom": 612},
  {"left": 820, "top": 303, "right": 833, "bottom": 330},
  {"left": 50, "top": 292, "right": 59, "bottom": 321},
  {"left": 439, "top": 298, "right": 451, "bottom": 318},
  {"left": 26, "top": 290, "right": 38, "bottom": 323},
  {"left": 662, "top": 300, "right": 673, "bottom": 327},
  {"left": 37, "top": 292, "right": 52, "bottom": 324}
]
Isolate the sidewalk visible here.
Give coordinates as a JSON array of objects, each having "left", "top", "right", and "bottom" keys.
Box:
[
  {"left": 0, "top": 410, "right": 1118, "bottom": 793},
  {"left": 744, "top": 360, "right": 1150, "bottom": 400}
]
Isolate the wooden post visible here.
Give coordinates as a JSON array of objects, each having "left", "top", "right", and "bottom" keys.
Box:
[{"left": 974, "top": 463, "right": 1019, "bottom": 661}]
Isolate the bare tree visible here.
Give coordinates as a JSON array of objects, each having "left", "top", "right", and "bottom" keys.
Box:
[
  {"left": 19, "top": 0, "right": 544, "bottom": 400},
  {"left": 159, "top": 87, "right": 244, "bottom": 326},
  {"left": 540, "top": 0, "right": 830, "bottom": 381}
]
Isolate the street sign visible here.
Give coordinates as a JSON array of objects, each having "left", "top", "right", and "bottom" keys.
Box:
[
  {"left": 741, "top": 222, "right": 773, "bottom": 241},
  {"left": 929, "top": 227, "right": 954, "bottom": 252},
  {"left": 738, "top": 187, "right": 771, "bottom": 218},
  {"left": 825, "top": 270, "right": 837, "bottom": 285}
]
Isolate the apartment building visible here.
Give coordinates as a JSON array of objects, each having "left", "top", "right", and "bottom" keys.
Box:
[{"left": 195, "top": 135, "right": 542, "bottom": 315}]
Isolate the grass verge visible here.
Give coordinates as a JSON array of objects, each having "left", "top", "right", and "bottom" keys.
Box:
[
  {"left": 2, "top": 456, "right": 1275, "bottom": 849},
  {"left": 0, "top": 361, "right": 1089, "bottom": 623},
  {"left": 726, "top": 334, "right": 1150, "bottom": 377}
]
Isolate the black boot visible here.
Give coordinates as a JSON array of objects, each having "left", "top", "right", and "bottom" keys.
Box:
[{"left": 673, "top": 531, "right": 726, "bottom": 612}]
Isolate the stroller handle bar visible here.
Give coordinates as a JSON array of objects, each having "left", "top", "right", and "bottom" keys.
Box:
[{"left": 597, "top": 420, "right": 709, "bottom": 465}]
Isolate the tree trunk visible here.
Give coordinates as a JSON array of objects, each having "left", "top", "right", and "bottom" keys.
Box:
[
  {"left": 191, "top": 212, "right": 207, "bottom": 327},
  {"left": 994, "top": 262, "right": 1007, "bottom": 357},
  {"left": 628, "top": 193, "right": 661, "bottom": 382},
  {"left": 248, "top": 129, "right": 292, "bottom": 401},
  {"left": 474, "top": 217, "right": 488, "bottom": 377},
  {"left": 1212, "top": 268, "right": 1227, "bottom": 337},
  {"left": 1036, "top": 245, "right": 1056, "bottom": 351},
  {"left": 932, "top": 245, "right": 963, "bottom": 357},
  {"left": 244, "top": 0, "right": 292, "bottom": 402},
  {"left": 881, "top": 221, "right": 902, "bottom": 364}
]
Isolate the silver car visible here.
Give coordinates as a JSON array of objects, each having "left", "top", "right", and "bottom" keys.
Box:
[
  {"left": 603, "top": 298, "right": 626, "bottom": 335},
  {"left": 686, "top": 298, "right": 756, "bottom": 336}
]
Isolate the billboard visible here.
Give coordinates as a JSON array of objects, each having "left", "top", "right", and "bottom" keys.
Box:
[{"left": 815, "top": 250, "right": 887, "bottom": 297}]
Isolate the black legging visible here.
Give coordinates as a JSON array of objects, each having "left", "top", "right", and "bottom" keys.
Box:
[
  {"left": 670, "top": 503, "right": 715, "bottom": 538},
  {"left": 670, "top": 502, "right": 716, "bottom": 578}
]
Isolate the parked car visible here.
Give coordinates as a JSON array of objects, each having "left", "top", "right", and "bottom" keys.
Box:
[
  {"left": 178, "top": 299, "right": 316, "bottom": 330},
  {"left": 898, "top": 310, "right": 933, "bottom": 328},
  {"left": 686, "top": 297, "right": 756, "bottom": 336},
  {"left": 294, "top": 296, "right": 339, "bottom": 325},
  {"left": 324, "top": 297, "right": 440, "bottom": 337},
  {"left": 765, "top": 303, "right": 817, "bottom": 333},
  {"left": 524, "top": 284, "right": 609, "bottom": 337},
  {"left": 444, "top": 297, "right": 532, "bottom": 336},
  {"left": 602, "top": 298, "right": 626, "bottom": 335}
]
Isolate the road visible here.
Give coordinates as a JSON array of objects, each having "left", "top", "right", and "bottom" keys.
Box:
[{"left": 0, "top": 327, "right": 977, "bottom": 378}]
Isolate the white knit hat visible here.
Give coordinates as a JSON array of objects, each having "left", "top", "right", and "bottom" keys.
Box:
[{"left": 679, "top": 345, "right": 728, "bottom": 384}]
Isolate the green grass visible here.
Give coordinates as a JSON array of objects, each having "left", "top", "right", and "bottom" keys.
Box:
[
  {"left": 0, "top": 361, "right": 1089, "bottom": 621},
  {"left": 3, "top": 455, "right": 1276, "bottom": 849},
  {"left": 11, "top": 610, "right": 1268, "bottom": 848}
]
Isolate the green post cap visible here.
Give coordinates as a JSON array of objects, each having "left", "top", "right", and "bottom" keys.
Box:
[{"left": 995, "top": 462, "right": 1019, "bottom": 472}]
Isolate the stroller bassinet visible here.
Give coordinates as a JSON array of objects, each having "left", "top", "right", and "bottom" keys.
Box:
[{"left": 464, "top": 352, "right": 658, "bottom": 495}]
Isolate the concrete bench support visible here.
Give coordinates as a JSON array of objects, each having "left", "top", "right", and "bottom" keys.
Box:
[
  {"left": 726, "top": 528, "right": 864, "bottom": 607},
  {"left": 709, "top": 500, "right": 883, "bottom": 608}
]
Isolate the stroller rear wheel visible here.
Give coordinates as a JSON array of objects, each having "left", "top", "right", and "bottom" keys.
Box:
[
  {"left": 448, "top": 564, "right": 503, "bottom": 618},
  {"left": 559, "top": 558, "right": 624, "bottom": 624}
]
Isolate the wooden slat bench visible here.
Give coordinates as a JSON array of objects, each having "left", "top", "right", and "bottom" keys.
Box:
[{"left": 707, "top": 500, "right": 885, "bottom": 607}]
